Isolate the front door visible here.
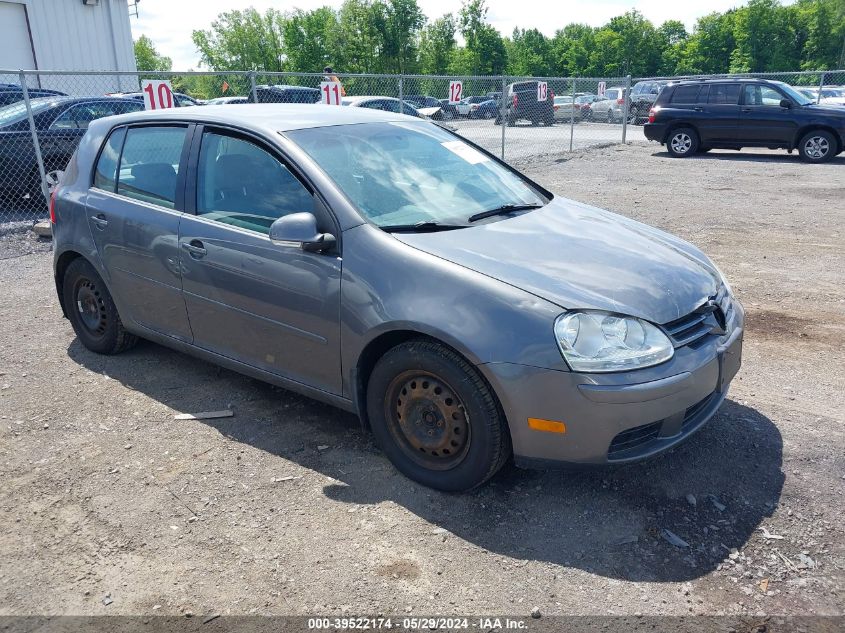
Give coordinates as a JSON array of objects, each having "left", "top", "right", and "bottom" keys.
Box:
[
  {"left": 85, "top": 123, "right": 193, "bottom": 341},
  {"left": 178, "top": 127, "right": 343, "bottom": 394},
  {"left": 738, "top": 83, "right": 797, "bottom": 145}
]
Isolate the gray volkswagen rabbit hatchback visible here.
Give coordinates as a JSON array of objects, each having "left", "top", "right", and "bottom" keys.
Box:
[{"left": 52, "top": 104, "right": 743, "bottom": 491}]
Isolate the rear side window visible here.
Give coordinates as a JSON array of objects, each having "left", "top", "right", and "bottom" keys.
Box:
[
  {"left": 116, "top": 126, "right": 187, "bottom": 208},
  {"left": 670, "top": 85, "right": 701, "bottom": 104},
  {"left": 93, "top": 127, "right": 126, "bottom": 192},
  {"left": 708, "top": 84, "right": 741, "bottom": 105}
]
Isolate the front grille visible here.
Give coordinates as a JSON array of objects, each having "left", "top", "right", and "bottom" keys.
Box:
[
  {"left": 607, "top": 391, "right": 718, "bottom": 459},
  {"left": 662, "top": 285, "right": 732, "bottom": 348}
]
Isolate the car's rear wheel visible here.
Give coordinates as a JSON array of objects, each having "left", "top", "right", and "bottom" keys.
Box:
[
  {"left": 63, "top": 258, "right": 137, "bottom": 355},
  {"left": 366, "top": 340, "right": 510, "bottom": 491},
  {"left": 666, "top": 127, "right": 699, "bottom": 157},
  {"left": 483, "top": 110, "right": 494, "bottom": 119},
  {"left": 798, "top": 130, "right": 836, "bottom": 163}
]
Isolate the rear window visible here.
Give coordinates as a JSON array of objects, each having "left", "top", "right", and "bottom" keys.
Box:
[
  {"left": 670, "top": 85, "right": 701, "bottom": 104},
  {"left": 708, "top": 84, "right": 741, "bottom": 105},
  {"left": 93, "top": 127, "right": 126, "bottom": 192},
  {"left": 116, "top": 126, "right": 187, "bottom": 208}
]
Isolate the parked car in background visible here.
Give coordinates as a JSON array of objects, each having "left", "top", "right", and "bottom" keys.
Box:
[
  {"left": 496, "top": 80, "right": 555, "bottom": 126},
  {"left": 53, "top": 103, "right": 743, "bottom": 491},
  {"left": 590, "top": 87, "right": 627, "bottom": 123},
  {"left": 0, "top": 96, "right": 144, "bottom": 201},
  {"left": 0, "top": 86, "right": 67, "bottom": 108},
  {"left": 455, "top": 96, "right": 490, "bottom": 117},
  {"left": 645, "top": 78, "right": 845, "bottom": 162},
  {"left": 436, "top": 99, "right": 459, "bottom": 120},
  {"left": 468, "top": 99, "right": 498, "bottom": 119},
  {"left": 793, "top": 86, "right": 845, "bottom": 106},
  {"left": 112, "top": 92, "right": 204, "bottom": 107},
  {"left": 553, "top": 95, "right": 581, "bottom": 121},
  {"left": 404, "top": 95, "right": 452, "bottom": 120},
  {"left": 341, "top": 96, "right": 423, "bottom": 118},
  {"left": 574, "top": 94, "right": 601, "bottom": 120},
  {"left": 249, "top": 85, "right": 321, "bottom": 104},
  {"left": 628, "top": 80, "right": 669, "bottom": 124},
  {"left": 205, "top": 96, "right": 249, "bottom": 105}
]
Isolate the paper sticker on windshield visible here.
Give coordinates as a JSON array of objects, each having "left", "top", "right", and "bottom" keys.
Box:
[{"left": 441, "top": 140, "right": 489, "bottom": 165}]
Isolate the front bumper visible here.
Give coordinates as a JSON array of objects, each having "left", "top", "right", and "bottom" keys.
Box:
[{"left": 480, "top": 301, "right": 744, "bottom": 467}]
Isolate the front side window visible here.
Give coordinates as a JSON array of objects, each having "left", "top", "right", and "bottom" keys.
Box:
[
  {"left": 93, "top": 127, "right": 126, "bottom": 192},
  {"left": 116, "top": 126, "right": 187, "bottom": 208},
  {"left": 287, "top": 121, "right": 547, "bottom": 228},
  {"left": 708, "top": 84, "right": 741, "bottom": 105},
  {"left": 196, "top": 132, "right": 313, "bottom": 235},
  {"left": 743, "top": 85, "right": 785, "bottom": 106}
]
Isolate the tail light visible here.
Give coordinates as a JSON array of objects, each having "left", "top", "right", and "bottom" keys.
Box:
[
  {"left": 49, "top": 187, "right": 58, "bottom": 224},
  {"left": 512, "top": 94, "right": 518, "bottom": 108},
  {"left": 471, "top": 104, "right": 479, "bottom": 110},
  {"left": 550, "top": 90, "right": 555, "bottom": 101},
  {"left": 648, "top": 108, "right": 656, "bottom": 124},
  {"left": 553, "top": 105, "right": 559, "bottom": 111},
  {"left": 617, "top": 98, "right": 625, "bottom": 105}
]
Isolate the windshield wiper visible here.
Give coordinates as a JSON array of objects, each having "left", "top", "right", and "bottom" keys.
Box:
[
  {"left": 468, "top": 203, "right": 543, "bottom": 223},
  {"left": 381, "top": 220, "right": 470, "bottom": 233}
]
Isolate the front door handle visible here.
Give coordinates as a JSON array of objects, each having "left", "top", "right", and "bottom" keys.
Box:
[
  {"left": 181, "top": 240, "right": 207, "bottom": 258},
  {"left": 693, "top": 106, "right": 704, "bottom": 112},
  {"left": 741, "top": 107, "right": 752, "bottom": 113},
  {"left": 90, "top": 214, "right": 108, "bottom": 229}
]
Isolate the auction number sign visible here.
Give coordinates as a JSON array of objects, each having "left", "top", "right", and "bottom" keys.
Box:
[
  {"left": 536, "top": 81, "right": 548, "bottom": 101},
  {"left": 598, "top": 81, "right": 607, "bottom": 97},
  {"left": 141, "top": 80, "right": 174, "bottom": 110},
  {"left": 320, "top": 81, "right": 342, "bottom": 105},
  {"left": 449, "top": 80, "right": 463, "bottom": 104}
]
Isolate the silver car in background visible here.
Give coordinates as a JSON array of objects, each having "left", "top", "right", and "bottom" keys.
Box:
[
  {"left": 52, "top": 105, "right": 743, "bottom": 491},
  {"left": 590, "top": 87, "right": 627, "bottom": 123}
]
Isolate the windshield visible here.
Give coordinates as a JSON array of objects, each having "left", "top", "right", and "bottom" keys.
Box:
[
  {"left": 0, "top": 97, "right": 57, "bottom": 126},
  {"left": 287, "top": 121, "right": 547, "bottom": 227},
  {"left": 773, "top": 82, "right": 812, "bottom": 106}
]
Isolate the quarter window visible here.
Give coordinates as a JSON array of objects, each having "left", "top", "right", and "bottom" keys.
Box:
[
  {"left": 707, "top": 84, "right": 741, "bottom": 105},
  {"left": 93, "top": 127, "right": 126, "bottom": 192},
  {"left": 670, "top": 85, "right": 701, "bottom": 104},
  {"left": 116, "top": 126, "right": 187, "bottom": 208},
  {"left": 196, "top": 132, "right": 313, "bottom": 235}
]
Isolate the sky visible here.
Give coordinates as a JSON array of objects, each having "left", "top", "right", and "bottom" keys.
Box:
[{"left": 131, "top": 0, "right": 763, "bottom": 70}]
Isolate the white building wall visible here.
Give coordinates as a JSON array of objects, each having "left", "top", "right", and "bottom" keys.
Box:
[{"left": 1, "top": 0, "right": 138, "bottom": 95}]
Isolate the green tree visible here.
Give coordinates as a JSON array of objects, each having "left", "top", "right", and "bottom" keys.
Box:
[
  {"left": 508, "top": 28, "right": 552, "bottom": 76},
  {"left": 419, "top": 14, "right": 457, "bottom": 74},
  {"left": 334, "top": 0, "right": 384, "bottom": 73},
  {"left": 453, "top": 0, "right": 507, "bottom": 75},
  {"left": 379, "top": 0, "right": 426, "bottom": 73},
  {"left": 282, "top": 7, "right": 339, "bottom": 72},
  {"left": 192, "top": 8, "right": 285, "bottom": 71},
  {"left": 134, "top": 35, "right": 172, "bottom": 72}
]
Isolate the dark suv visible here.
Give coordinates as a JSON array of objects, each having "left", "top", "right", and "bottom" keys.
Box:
[
  {"left": 496, "top": 80, "right": 554, "bottom": 127},
  {"left": 645, "top": 78, "right": 845, "bottom": 163},
  {"left": 628, "top": 80, "right": 668, "bottom": 124},
  {"left": 249, "top": 85, "right": 321, "bottom": 104}
]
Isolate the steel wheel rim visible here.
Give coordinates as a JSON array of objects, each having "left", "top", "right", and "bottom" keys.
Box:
[
  {"left": 671, "top": 133, "right": 692, "bottom": 154},
  {"left": 384, "top": 370, "right": 470, "bottom": 471},
  {"left": 75, "top": 278, "right": 108, "bottom": 337},
  {"left": 804, "top": 136, "right": 829, "bottom": 159}
]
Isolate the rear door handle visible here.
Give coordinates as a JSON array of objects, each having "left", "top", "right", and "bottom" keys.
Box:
[
  {"left": 741, "top": 107, "right": 752, "bottom": 113},
  {"left": 181, "top": 240, "right": 207, "bottom": 258},
  {"left": 693, "top": 106, "right": 704, "bottom": 112},
  {"left": 90, "top": 214, "right": 108, "bottom": 229}
]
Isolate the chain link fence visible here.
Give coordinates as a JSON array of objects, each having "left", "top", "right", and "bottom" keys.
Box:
[{"left": 1, "top": 68, "right": 843, "bottom": 225}]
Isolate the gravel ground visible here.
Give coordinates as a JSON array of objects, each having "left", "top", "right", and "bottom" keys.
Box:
[{"left": 0, "top": 143, "right": 842, "bottom": 618}]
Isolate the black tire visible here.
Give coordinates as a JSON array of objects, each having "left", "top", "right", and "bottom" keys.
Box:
[
  {"left": 797, "top": 129, "right": 836, "bottom": 163},
  {"left": 63, "top": 258, "right": 137, "bottom": 355},
  {"left": 666, "top": 127, "right": 699, "bottom": 158},
  {"left": 483, "top": 110, "right": 494, "bottom": 119},
  {"left": 366, "top": 340, "right": 511, "bottom": 491}
]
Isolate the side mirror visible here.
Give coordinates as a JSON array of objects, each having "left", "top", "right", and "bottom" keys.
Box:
[
  {"left": 269, "top": 212, "right": 336, "bottom": 253},
  {"left": 780, "top": 99, "right": 792, "bottom": 109}
]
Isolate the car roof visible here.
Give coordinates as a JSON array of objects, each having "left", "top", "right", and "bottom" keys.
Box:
[
  {"left": 670, "top": 78, "right": 782, "bottom": 86},
  {"left": 96, "top": 103, "right": 414, "bottom": 133}
]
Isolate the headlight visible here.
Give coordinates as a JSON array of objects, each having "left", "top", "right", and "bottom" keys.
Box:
[{"left": 554, "top": 311, "right": 674, "bottom": 373}]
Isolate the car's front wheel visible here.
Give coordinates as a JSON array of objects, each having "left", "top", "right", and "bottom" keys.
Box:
[
  {"left": 366, "top": 340, "right": 511, "bottom": 491},
  {"left": 798, "top": 130, "right": 836, "bottom": 163},
  {"left": 63, "top": 258, "right": 137, "bottom": 355},
  {"left": 666, "top": 127, "right": 699, "bottom": 157}
]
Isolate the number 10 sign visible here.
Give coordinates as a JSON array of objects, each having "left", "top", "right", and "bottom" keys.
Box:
[{"left": 320, "top": 82, "right": 342, "bottom": 105}]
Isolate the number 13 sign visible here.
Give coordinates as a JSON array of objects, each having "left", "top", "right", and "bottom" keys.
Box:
[
  {"left": 537, "top": 81, "right": 548, "bottom": 101},
  {"left": 320, "top": 82, "right": 342, "bottom": 105},
  {"left": 141, "top": 80, "right": 174, "bottom": 110}
]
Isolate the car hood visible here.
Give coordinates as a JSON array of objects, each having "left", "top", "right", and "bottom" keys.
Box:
[
  {"left": 805, "top": 102, "right": 845, "bottom": 113},
  {"left": 393, "top": 197, "right": 721, "bottom": 325}
]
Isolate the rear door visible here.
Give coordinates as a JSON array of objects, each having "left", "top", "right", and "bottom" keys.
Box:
[
  {"left": 697, "top": 83, "right": 741, "bottom": 144},
  {"left": 178, "top": 126, "right": 343, "bottom": 394},
  {"left": 738, "top": 83, "right": 796, "bottom": 145},
  {"left": 85, "top": 123, "right": 194, "bottom": 341}
]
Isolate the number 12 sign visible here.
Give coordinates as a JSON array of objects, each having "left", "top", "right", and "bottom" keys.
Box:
[
  {"left": 449, "top": 81, "right": 463, "bottom": 104},
  {"left": 141, "top": 80, "right": 174, "bottom": 110},
  {"left": 320, "top": 82, "right": 342, "bottom": 105}
]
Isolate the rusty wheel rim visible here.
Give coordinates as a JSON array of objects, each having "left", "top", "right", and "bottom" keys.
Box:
[{"left": 385, "top": 370, "right": 470, "bottom": 471}]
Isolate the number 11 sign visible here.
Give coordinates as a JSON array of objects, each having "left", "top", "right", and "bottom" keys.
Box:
[{"left": 320, "top": 82, "right": 342, "bottom": 105}]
